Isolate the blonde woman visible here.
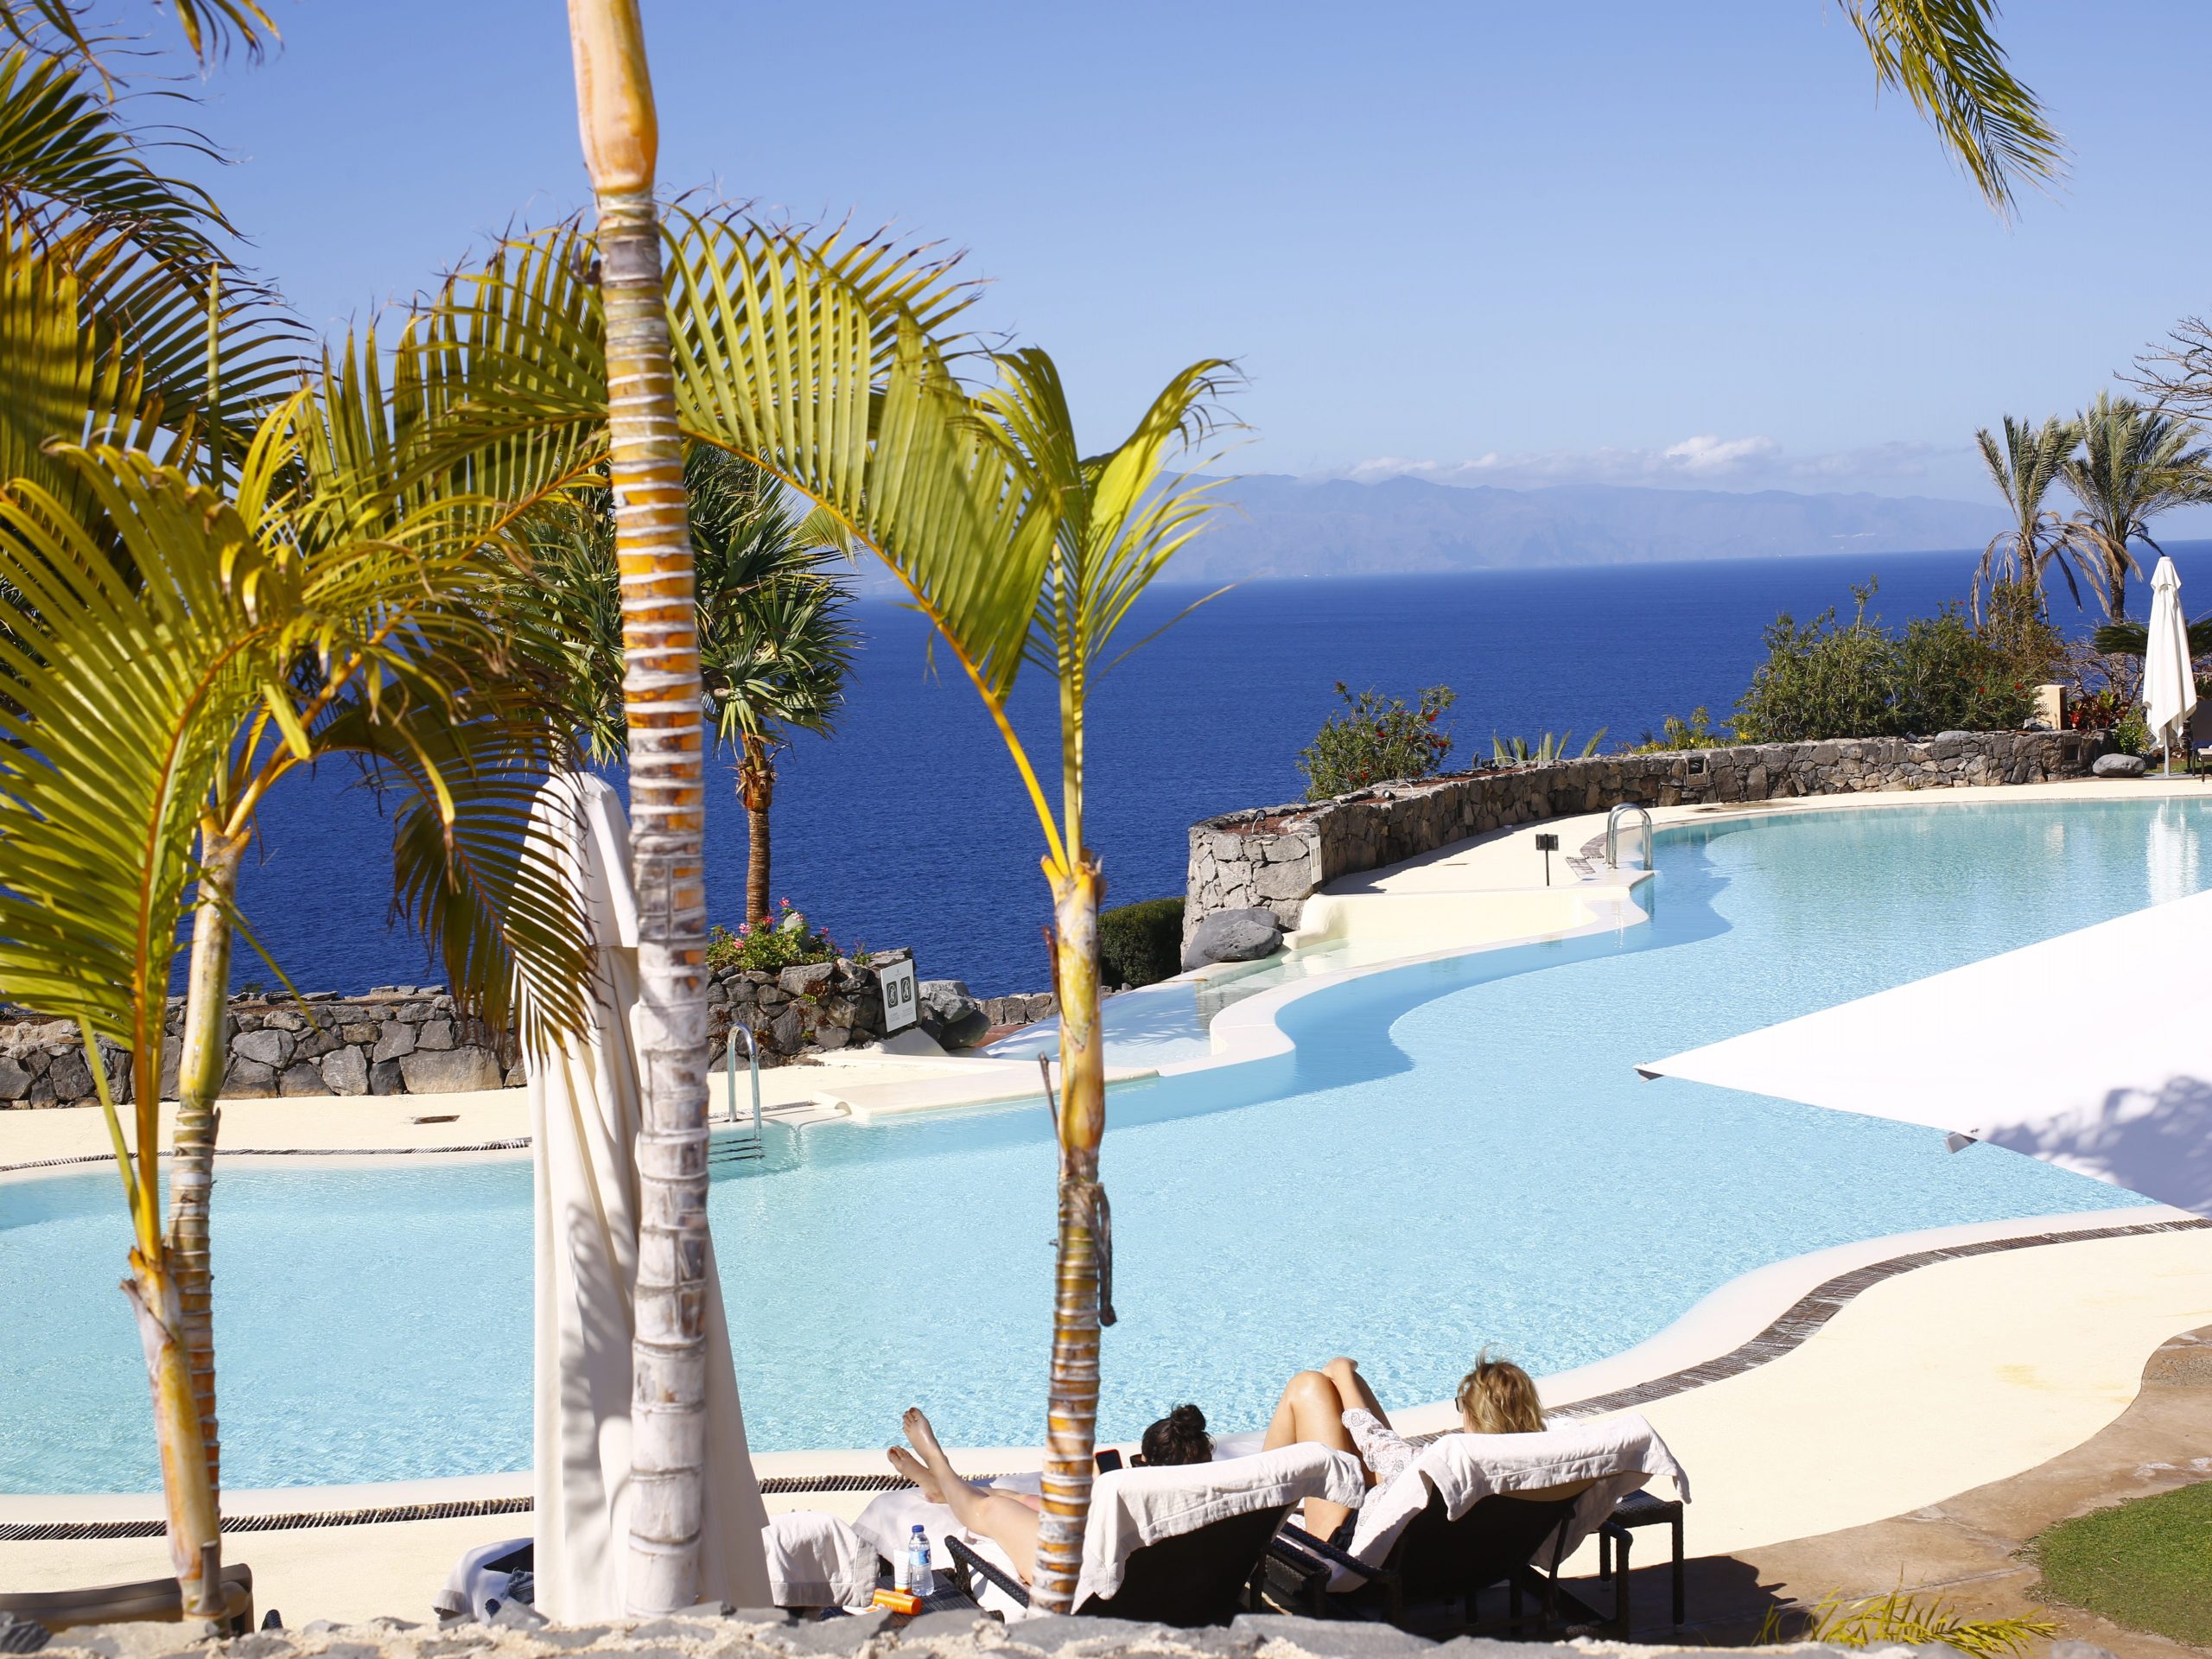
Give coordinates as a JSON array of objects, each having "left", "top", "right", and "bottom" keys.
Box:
[{"left": 1261, "top": 1353, "right": 1544, "bottom": 1540}]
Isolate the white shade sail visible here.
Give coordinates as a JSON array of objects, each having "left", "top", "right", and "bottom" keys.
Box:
[
  {"left": 528, "top": 773, "right": 770, "bottom": 1618},
  {"left": 1637, "top": 883, "right": 2212, "bottom": 1218},
  {"left": 2144, "top": 555, "right": 2198, "bottom": 762}
]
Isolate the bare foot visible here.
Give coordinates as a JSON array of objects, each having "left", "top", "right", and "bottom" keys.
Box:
[
  {"left": 901, "top": 1406, "right": 964, "bottom": 1493},
  {"left": 886, "top": 1444, "right": 944, "bottom": 1503}
]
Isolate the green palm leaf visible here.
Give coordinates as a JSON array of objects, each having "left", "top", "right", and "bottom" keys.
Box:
[
  {"left": 1837, "top": 0, "right": 2064, "bottom": 218},
  {"left": 0, "top": 448, "right": 297, "bottom": 1111},
  {"left": 0, "top": 46, "right": 230, "bottom": 262}
]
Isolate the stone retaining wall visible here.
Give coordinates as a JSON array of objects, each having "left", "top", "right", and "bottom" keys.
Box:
[
  {"left": 0, "top": 985, "right": 514, "bottom": 1109},
  {"left": 706, "top": 950, "right": 909, "bottom": 1065},
  {"left": 0, "top": 950, "right": 940, "bottom": 1106},
  {"left": 1186, "top": 728, "right": 2099, "bottom": 944}
]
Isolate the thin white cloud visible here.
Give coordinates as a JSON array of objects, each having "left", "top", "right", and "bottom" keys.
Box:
[{"left": 1346, "top": 436, "right": 1957, "bottom": 493}]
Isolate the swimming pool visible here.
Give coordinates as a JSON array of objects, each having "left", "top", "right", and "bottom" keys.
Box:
[{"left": 2, "top": 796, "right": 2202, "bottom": 1495}]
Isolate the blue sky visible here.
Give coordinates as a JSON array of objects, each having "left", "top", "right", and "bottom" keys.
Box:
[{"left": 160, "top": 1, "right": 2210, "bottom": 509}]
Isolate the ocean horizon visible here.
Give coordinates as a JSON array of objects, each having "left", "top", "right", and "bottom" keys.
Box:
[{"left": 233, "top": 541, "right": 2211, "bottom": 1001}]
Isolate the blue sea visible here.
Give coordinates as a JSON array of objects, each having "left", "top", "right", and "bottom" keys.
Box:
[{"left": 236, "top": 543, "right": 2212, "bottom": 999}]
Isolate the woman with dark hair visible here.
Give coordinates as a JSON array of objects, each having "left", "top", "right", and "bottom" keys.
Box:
[{"left": 886, "top": 1402, "right": 1212, "bottom": 1587}]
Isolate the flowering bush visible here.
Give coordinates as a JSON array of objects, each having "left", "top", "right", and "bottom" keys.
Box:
[
  {"left": 706, "top": 899, "right": 843, "bottom": 974},
  {"left": 2065, "top": 686, "right": 2151, "bottom": 755},
  {"left": 1298, "top": 683, "right": 1456, "bottom": 800}
]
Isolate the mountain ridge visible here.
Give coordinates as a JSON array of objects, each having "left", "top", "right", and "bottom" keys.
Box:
[{"left": 842, "top": 472, "right": 2008, "bottom": 589}]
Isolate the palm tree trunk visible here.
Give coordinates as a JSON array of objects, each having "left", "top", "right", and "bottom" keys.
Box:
[
  {"left": 166, "top": 828, "right": 247, "bottom": 1495},
  {"left": 1033, "top": 851, "right": 1108, "bottom": 1613},
  {"left": 738, "top": 735, "right": 772, "bottom": 927},
  {"left": 124, "top": 1245, "right": 223, "bottom": 1624},
  {"left": 569, "top": 0, "right": 712, "bottom": 1614}
]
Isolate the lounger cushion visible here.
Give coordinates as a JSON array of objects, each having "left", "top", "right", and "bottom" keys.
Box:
[
  {"left": 852, "top": 1481, "right": 1030, "bottom": 1618},
  {"left": 1331, "top": 1412, "right": 1689, "bottom": 1592},
  {"left": 1077, "top": 1444, "right": 1365, "bottom": 1608},
  {"left": 762, "top": 1510, "right": 877, "bottom": 1612}
]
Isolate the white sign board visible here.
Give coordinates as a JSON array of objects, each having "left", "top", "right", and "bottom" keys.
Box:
[{"left": 878, "top": 957, "right": 918, "bottom": 1034}]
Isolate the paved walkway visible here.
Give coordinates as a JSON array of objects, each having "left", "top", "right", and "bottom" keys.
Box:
[{"left": 1665, "top": 1324, "right": 2212, "bottom": 1656}]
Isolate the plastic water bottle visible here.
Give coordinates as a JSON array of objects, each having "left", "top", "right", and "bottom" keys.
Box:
[{"left": 907, "top": 1524, "right": 932, "bottom": 1598}]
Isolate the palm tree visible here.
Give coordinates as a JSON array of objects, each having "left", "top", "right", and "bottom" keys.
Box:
[
  {"left": 851, "top": 349, "right": 1233, "bottom": 1607},
  {"left": 2061, "top": 391, "right": 2211, "bottom": 618},
  {"left": 515, "top": 447, "right": 857, "bottom": 928},
  {"left": 1973, "top": 414, "right": 2082, "bottom": 617},
  {"left": 564, "top": 2, "right": 723, "bottom": 1610},
  {"left": 0, "top": 410, "right": 588, "bottom": 1624}
]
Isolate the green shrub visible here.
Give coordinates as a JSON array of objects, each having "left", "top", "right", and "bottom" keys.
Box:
[
  {"left": 1892, "top": 609, "right": 2035, "bottom": 734},
  {"left": 1734, "top": 582, "right": 1897, "bottom": 743},
  {"left": 1979, "top": 577, "right": 2065, "bottom": 691},
  {"left": 1098, "top": 896, "right": 1185, "bottom": 988},
  {"left": 1633, "top": 707, "right": 1729, "bottom": 751},
  {"left": 1735, "top": 580, "right": 2032, "bottom": 743},
  {"left": 1298, "top": 683, "right": 1455, "bottom": 799},
  {"left": 707, "top": 901, "right": 841, "bottom": 974}
]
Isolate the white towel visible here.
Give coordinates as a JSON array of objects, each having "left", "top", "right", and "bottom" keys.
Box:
[
  {"left": 761, "top": 1511, "right": 878, "bottom": 1612},
  {"left": 1075, "top": 1444, "right": 1366, "bottom": 1607},
  {"left": 855, "top": 1446, "right": 1364, "bottom": 1618},
  {"left": 1331, "top": 1413, "right": 1689, "bottom": 1592}
]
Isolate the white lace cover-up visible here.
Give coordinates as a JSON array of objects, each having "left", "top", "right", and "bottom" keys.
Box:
[{"left": 1339, "top": 1408, "right": 1416, "bottom": 1493}]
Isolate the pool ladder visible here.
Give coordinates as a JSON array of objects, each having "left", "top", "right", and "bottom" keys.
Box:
[
  {"left": 712, "top": 1025, "right": 765, "bottom": 1166},
  {"left": 1605, "top": 803, "right": 1654, "bottom": 870}
]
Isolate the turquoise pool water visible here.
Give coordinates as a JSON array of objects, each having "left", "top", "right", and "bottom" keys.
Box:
[{"left": 3, "top": 797, "right": 2203, "bottom": 1494}]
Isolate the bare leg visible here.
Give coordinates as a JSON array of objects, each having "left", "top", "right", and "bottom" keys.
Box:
[
  {"left": 1324, "top": 1356, "right": 1389, "bottom": 1430},
  {"left": 1259, "top": 1370, "right": 1361, "bottom": 1538},
  {"left": 900, "top": 1408, "right": 1044, "bottom": 1585},
  {"left": 887, "top": 1445, "right": 1044, "bottom": 1514}
]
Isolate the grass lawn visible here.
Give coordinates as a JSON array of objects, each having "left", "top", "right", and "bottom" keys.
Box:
[{"left": 2031, "top": 1480, "right": 2212, "bottom": 1647}]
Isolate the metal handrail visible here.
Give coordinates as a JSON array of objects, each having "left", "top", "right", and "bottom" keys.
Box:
[
  {"left": 1605, "top": 803, "right": 1654, "bottom": 870},
  {"left": 723, "top": 1024, "right": 763, "bottom": 1151}
]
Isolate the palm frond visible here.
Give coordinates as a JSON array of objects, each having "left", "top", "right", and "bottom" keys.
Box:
[
  {"left": 0, "top": 218, "right": 172, "bottom": 513},
  {"left": 664, "top": 210, "right": 1046, "bottom": 709},
  {"left": 0, "top": 447, "right": 298, "bottom": 1110},
  {"left": 0, "top": 46, "right": 228, "bottom": 262},
  {"left": 1, "top": 0, "right": 275, "bottom": 71},
  {"left": 1764, "top": 1586, "right": 2055, "bottom": 1657},
  {"left": 1836, "top": 0, "right": 2064, "bottom": 219},
  {"left": 319, "top": 692, "right": 591, "bottom": 1051},
  {"left": 986, "top": 349, "right": 1237, "bottom": 714},
  {"left": 297, "top": 227, "right": 608, "bottom": 558}
]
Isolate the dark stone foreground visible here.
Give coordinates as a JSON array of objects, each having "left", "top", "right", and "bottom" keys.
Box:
[{"left": 25, "top": 1610, "right": 1923, "bottom": 1659}]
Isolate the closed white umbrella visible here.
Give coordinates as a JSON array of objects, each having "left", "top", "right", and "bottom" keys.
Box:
[
  {"left": 2143, "top": 554, "right": 2196, "bottom": 774},
  {"left": 527, "top": 773, "right": 769, "bottom": 1619},
  {"left": 1637, "top": 886, "right": 2212, "bottom": 1218}
]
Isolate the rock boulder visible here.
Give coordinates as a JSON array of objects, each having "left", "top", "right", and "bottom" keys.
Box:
[
  {"left": 1181, "top": 906, "right": 1284, "bottom": 971},
  {"left": 917, "top": 979, "right": 990, "bottom": 1049},
  {"left": 2093, "top": 751, "right": 2149, "bottom": 778}
]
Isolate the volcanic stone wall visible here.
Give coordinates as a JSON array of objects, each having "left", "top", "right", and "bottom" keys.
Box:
[
  {"left": 1185, "top": 728, "right": 2099, "bottom": 944},
  {"left": 0, "top": 950, "right": 925, "bottom": 1105}
]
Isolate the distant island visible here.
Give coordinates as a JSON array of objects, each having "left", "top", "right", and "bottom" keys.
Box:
[
  {"left": 1160, "top": 474, "right": 2012, "bottom": 582},
  {"left": 844, "top": 472, "right": 2012, "bottom": 589}
]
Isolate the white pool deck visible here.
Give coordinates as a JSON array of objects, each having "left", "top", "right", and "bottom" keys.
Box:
[{"left": 5, "top": 775, "right": 2212, "bottom": 1624}]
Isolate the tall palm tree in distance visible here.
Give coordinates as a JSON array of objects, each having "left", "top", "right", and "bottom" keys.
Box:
[
  {"left": 1974, "top": 413, "right": 2082, "bottom": 616},
  {"left": 2061, "top": 391, "right": 2211, "bottom": 618},
  {"left": 518, "top": 447, "right": 858, "bottom": 928}
]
